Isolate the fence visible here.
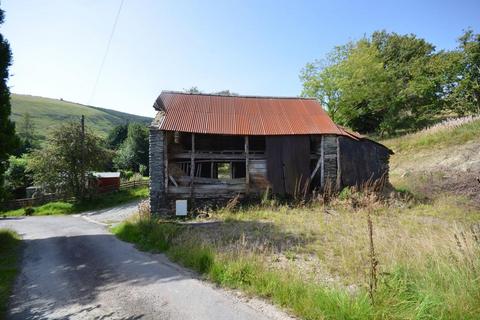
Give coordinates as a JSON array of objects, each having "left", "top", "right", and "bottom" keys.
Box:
[
  {"left": 96, "top": 179, "right": 149, "bottom": 193},
  {"left": 1, "top": 179, "right": 150, "bottom": 211}
]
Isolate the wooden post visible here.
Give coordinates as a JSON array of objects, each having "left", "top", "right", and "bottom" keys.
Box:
[
  {"left": 320, "top": 135, "right": 325, "bottom": 189},
  {"left": 80, "top": 115, "right": 85, "bottom": 196},
  {"left": 336, "top": 136, "right": 341, "bottom": 190},
  {"left": 189, "top": 133, "right": 195, "bottom": 199},
  {"left": 245, "top": 136, "right": 250, "bottom": 193},
  {"left": 164, "top": 132, "right": 169, "bottom": 193}
]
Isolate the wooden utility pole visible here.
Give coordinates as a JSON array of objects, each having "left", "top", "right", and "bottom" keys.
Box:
[{"left": 80, "top": 115, "right": 86, "bottom": 197}]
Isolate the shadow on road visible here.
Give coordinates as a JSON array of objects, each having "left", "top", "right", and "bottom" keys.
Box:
[{"left": 9, "top": 232, "right": 183, "bottom": 319}]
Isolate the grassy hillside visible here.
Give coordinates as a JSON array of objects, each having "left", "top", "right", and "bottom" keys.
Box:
[
  {"left": 10, "top": 94, "right": 152, "bottom": 141},
  {"left": 382, "top": 116, "right": 480, "bottom": 206}
]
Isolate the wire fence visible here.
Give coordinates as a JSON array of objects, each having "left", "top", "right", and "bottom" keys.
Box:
[{"left": 1, "top": 179, "right": 149, "bottom": 211}]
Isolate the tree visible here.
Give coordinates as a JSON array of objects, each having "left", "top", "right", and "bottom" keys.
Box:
[
  {"left": 0, "top": 8, "right": 18, "bottom": 202},
  {"left": 4, "top": 155, "right": 32, "bottom": 198},
  {"left": 213, "top": 90, "right": 239, "bottom": 96},
  {"left": 184, "top": 86, "right": 202, "bottom": 93},
  {"left": 17, "top": 112, "right": 39, "bottom": 153},
  {"left": 113, "top": 123, "right": 149, "bottom": 173},
  {"left": 300, "top": 30, "right": 465, "bottom": 135},
  {"left": 449, "top": 29, "right": 480, "bottom": 114},
  {"left": 106, "top": 123, "right": 128, "bottom": 149},
  {"left": 28, "top": 121, "right": 110, "bottom": 199}
]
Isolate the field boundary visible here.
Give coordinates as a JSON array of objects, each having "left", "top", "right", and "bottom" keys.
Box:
[{"left": 1, "top": 179, "right": 149, "bottom": 211}]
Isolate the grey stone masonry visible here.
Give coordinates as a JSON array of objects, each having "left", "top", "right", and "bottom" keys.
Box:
[
  {"left": 323, "top": 135, "right": 338, "bottom": 187},
  {"left": 149, "top": 127, "right": 165, "bottom": 214}
]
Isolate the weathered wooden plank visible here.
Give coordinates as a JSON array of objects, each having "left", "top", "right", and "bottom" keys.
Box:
[
  {"left": 164, "top": 132, "right": 169, "bottom": 192},
  {"left": 172, "top": 153, "right": 265, "bottom": 160},
  {"left": 177, "top": 176, "right": 246, "bottom": 185},
  {"left": 336, "top": 136, "right": 341, "bottom": 189},
  {"left": 169, "top": 175, "right": 178, "bottom": 187},
  {"left": 320, "top": 135, "right": 324, "bottom": 189},
  {"left": 245, "top": 136, "right": 250, "bottom": 191},
  {"left": 190, "top": 133, "right": 195, "bottom": 198},
  {"left": 169, "top": 184, "right": 246, "bottom": 194}
]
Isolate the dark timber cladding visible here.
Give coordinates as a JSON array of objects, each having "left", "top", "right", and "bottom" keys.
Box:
[
  {"left": 266, "top": 136, "right": 310, "bottom": 195},
  {"left": 149, "top": 91, "right": 393, "bottom": 214}
]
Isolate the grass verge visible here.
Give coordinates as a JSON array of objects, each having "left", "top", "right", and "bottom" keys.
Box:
[
  {"left": 0, "top": 229, "right": 21, "bottom": 319},
  {"left": 112, "top": 220, "right": 373, "bottom": 319},
  {"left": 1, "top": 186, "right": 148, "bottom": 217},
  {"left": 113, "top": 210, "right": 480, "bottom": 319}
]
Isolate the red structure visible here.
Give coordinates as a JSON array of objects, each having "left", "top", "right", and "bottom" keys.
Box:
[{"left": 91, "top": 172, "right": 121, "bottom": 192}]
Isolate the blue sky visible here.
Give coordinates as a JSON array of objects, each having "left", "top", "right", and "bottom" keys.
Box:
[{"left": 2, "top": 0, "right": 480, "bottom": 117}]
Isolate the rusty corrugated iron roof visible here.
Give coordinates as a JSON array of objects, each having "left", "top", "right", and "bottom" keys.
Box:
[
  {"left": 336, "top": 125, "right": 363, "bottom": 140},
  {"left": 153, "top": 91, "right": 345, "bottom": 136}
]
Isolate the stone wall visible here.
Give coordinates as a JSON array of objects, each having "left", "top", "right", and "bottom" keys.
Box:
[{"left": 149, "top": 127, "right": 165, "bottom": 214}]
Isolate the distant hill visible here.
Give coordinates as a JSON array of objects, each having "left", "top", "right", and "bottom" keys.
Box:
[{"left": 10, "top": 94, "right": 152, "bottom": 141}]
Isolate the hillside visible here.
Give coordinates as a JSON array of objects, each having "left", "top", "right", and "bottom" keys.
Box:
[
  {"left": 383, "top": 115, "right": 480, "bottom": 206},
  {"left": 10, "top": 94, "right": 152, "bottom": 141}
]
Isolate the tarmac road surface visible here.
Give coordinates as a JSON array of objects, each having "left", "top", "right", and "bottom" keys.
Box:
[{"left": 0, "top": 215, "right": 292, "bottom": 320}]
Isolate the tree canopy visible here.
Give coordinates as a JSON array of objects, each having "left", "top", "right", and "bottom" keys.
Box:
[
  {"left": 28, "top": 121, "right": 110, "bottom": 199},
  {"left": 0, "top": 8, "right": 18, "bottom": 202},
  {"left": 112, "top": 123, "right": 149, "bottom": 174},
  {"left": 300, "top": 29, "right": 480, "bottom": 135}
]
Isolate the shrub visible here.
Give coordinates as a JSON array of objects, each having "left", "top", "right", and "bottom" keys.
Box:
[
  {"left": 24, "top": 207, "right": 34, "bottom": 216},
  {"left": 120, "top": 170, "right": 134, "bottom": 181}
]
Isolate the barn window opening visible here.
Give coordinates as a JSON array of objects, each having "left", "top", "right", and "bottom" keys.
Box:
[{"left": 217, "top": 162, "right": 232, "bottom": 179}]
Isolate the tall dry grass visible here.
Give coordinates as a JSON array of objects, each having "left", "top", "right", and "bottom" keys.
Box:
[{"left": 115, "top": 181, "right": 480, "bottom": 319}]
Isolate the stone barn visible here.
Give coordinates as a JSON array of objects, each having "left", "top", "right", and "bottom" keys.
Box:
[{"left": 149, "top": 91, "right": 393, "bottom": 214}]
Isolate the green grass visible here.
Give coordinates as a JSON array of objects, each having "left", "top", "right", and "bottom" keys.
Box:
[
  {"left": 0, "top": 229, "right": 21, "bottom": 319},
  {"left": 112, "top": 220, "right": 373, "bottom": 319},
  {"left": 113, "top": 215, "right": 480, "bottom": 320},
  {"left": 1, "top": 186, "right": 148, "bottom": 217},
  {"left": 11, "top": 94, "right": 152, "bottom": 142},
  {"left": 383, "top": 118, "right": 480, "bottom": 154}
]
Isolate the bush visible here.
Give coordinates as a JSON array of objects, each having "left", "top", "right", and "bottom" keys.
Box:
[
  {"left": 120, "top": 170, "right": 134, "bottom": 181},
  {"left": 23, "top": 207, "right": 34, "bottom": 216},
  {"left": 139, "top": 164, "right": 148, "bottom": 177}
]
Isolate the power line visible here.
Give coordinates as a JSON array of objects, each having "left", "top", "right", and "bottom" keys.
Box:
[{"left": 88, "top": 0, "right": 125, "bottom": 105}]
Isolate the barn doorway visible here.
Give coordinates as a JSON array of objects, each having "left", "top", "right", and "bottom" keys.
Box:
[{"left": 266, "top": 136, "right": 310, "bottom": 195}]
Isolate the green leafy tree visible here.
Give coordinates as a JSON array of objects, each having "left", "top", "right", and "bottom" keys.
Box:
[
  {"left": 28, "top": 121, "right": 111, "bottom": 199},
  {"left": 4, "top": 155, "right": 32, "bottom": 198},
  {"left": 0, "top": 8, "right": 19, "bottom": 202},
  {"left": 17, "top": 112, "right": 39, "bottom": 153},
  {"left": 300, "top": 30, "right": 465, "bottom": 135},
  {"left": 184, "top": 86, "right": 202, "bottom": 93},
  {"left": 106, "top": 123, "right": 128, "bottom": 149},
  {"left": 213, "top": 90, "right": 239, "bottom": 96},
  {"left": 449, "top": 29, "right": 480, "bottom": 114},
  {"left": 113, "top": 123, "right": 149, "bottom": 173}
]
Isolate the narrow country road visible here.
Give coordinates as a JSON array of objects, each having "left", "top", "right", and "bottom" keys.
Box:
[{"left": 0, "top": 214, "right": 291, "bottom": 320}]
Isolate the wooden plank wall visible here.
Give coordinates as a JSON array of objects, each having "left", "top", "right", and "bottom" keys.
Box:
[
  {"left": 266, "top": 136, "right": 310, "bottom": 195},
  {"left": 323, "top": 135, "right": 338, "bottom": 188},
  {"left": 338, "top": 137, "right": 390, "bottom": 187},
  {"left": 311, "top": 135, "right": 338, "bottom": 190}
]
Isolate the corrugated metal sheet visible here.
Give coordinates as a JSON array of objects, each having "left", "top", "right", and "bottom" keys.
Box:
[
  {"left": 153, "top": 92, "right": 395, "bottom": 154},
  {"left": 154, "top": 91, "right": 343, "bottom": 136}
]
